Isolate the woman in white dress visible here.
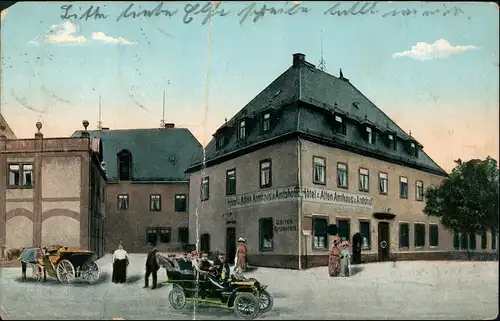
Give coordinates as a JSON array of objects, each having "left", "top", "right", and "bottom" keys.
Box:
[{"left": 112, "top": 244, "right": 129, "bottom": 283}]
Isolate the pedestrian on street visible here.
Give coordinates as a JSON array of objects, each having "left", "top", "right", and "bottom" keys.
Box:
[
  {"left": 235, "top": 237, "right": 247, "bottom": 274},
  {"left": 112, "top": 244, "right": 129, "bottom": 284},
  {"left": 328, "top": 236, "right": 342, "bottom": 277},
  {"left": 144, "top": 247, "right": 159, "bottom": 290}
]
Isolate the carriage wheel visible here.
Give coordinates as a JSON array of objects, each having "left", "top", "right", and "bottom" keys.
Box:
[
  {"left": 258, "top": 290, "right": 273, "bottom": 313},
  {"left": 56, "top": 259, "right": 75, "bottom": 284},
  {"left": 168, "top": 285, "right": 187, "bottom": 310},
  {"left": 234, "top": 293, "right": 260, "bottom": 320},
  {"left": 81, "top": 261, "right": 100, "bottom": 284}
]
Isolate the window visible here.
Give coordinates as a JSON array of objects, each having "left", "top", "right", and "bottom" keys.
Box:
[
  {"left": 262, "top": 113, "right": 271, "bottom": 132},
  {"left": 388, "top": 134, "right": 396, "bottom": 151},
  {"left": 313, "top": 217, "right": 328, "bottom": 248},
  {"left": 453, "top": 231, "right": 460, "bottom": 250},
  {"left": 334, "top": 115, "right": 346, "bottom": 135},
  {"left": 159, "top": 227, "right": 171, "bottom": 243},
  {"left": 366, "top": 127, "right": 374, "bottom": 144},
  {"left": 429, "top": 224, "right": 439, "bottom": 247},
  {"left": 379, "top": 172, "right": 388, "bottom": 194},
  {"left": 313, "top": 156, "right": 326, "bottom": 185},
  {"left": 149, "top": 195, "right": 161, "bottom": 211},
  {"left": 410, "top": 142, "right": 418, "bottom": 157},
  {"left": 481, "top": 231, "right": 487, "bottom": 249},
  {"left": 117, "top": 150, "right": 132, "bottom": 181},
  {"left": 259, "top": 218, "right": 274, "bottom": 251},
  {"left": 492, "top": 231, "right": 498, "bottom": 250},
  {"left": 460, "top": 232, "right": 469, "bottom": 249},
  {"left": 217, "top": 133, "right": 225, "bottom": 148},
  {"left": 359, "top": 168, "right": 369, "bottom": 192},
  {"left": 8, "top": 164, "right": 33, "bottom": 188},
  {"left": 399, "top": 176, "right": 408, "bottom": 198},
  {"left": 399, "top": 223, "right": 410, "bottom": 248},
  {"left": 337, "top": 219, "right": 350, "bottom": 242},
  {"left": 117, "top": 194, "right": 129, "bottom": 210},
  {"left": 201, "top": 176, "right": 209, "bottom": 201},
  {"left": 174, "top": 194, "right": 187, "bottom": 212},
  {"left": 337, "top": 163, "right": 348, "bottom": 188},
  {"left": 226, "top": 169, "right": 236, "bottom": 195},
  {"left": 146, "top": 227, "right": 158, "bottom": 246},
  {"left": 414, "top": 223, "right": 425, "bottom": 247},
  {"left": 415, "top": 181, "right": 424, "bottom": 201},
  {"left": 238, "top": 120, "right": 246, "bottom": 140},
  {"left": 359, "top": 221, "right": 371, "bottom": 249},
  {"left": 178, "top": 227, "right": 189, "bottom": 243},
  {"left": 468, "top": 232, "right": 476, "bottom": 250},
  {"left": 260, "top": 159, "right": 272, "bottom": 188}
]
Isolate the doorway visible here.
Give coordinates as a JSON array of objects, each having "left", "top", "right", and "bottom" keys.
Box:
[
  {"left": 226, "top": 227, "right": 236, "bottom": 265},
  {"left": 200, "top": 233, "right": 210, "bottom": 254},
  {"left": 377, "top": 222, "right": 391, "bottom": 261}
]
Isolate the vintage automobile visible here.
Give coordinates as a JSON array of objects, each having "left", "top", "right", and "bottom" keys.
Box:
[
  {"left": 158, "top": 254, "right": 273, "bottom": 320},
  {"left": 19, "top": 245, "right": 100, "bottom": 284}
]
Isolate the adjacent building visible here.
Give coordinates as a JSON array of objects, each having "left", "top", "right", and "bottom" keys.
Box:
[
  {"left": 186, "top": 53, "right": 498, "bottom": 269},
  {"left": 0, "top": 120, "right": 106, "bottom": 257},
  {"left": 73, "top": 124, "right": 203, "bottom": 253}
]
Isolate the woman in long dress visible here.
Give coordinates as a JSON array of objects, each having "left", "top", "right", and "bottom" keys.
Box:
[
  {"left": 235, "top": 237, "right": 247, "bottom": 273},
  {"left": 112, "top": 244, "right": 129, "bottom": 283},
  {"left": 328, "top": 236, "right": 341, "bottom": 277}
]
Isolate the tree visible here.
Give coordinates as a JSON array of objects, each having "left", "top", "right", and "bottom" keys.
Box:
[{"left": 423, "top": 157, "right": 499, "bottom": 259}]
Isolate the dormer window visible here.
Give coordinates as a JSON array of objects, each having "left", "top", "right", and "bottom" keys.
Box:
[
  {"left": 334, "top": 115, "right": 346, "bottom": 135},
  {"left": 238, "top": 120, "right": 246, "bottom": 140},
  {"left": 388, "top": 134, "right": 396, "bottom": 151},
  {"left": 262, "top": 113, "right": 271, "bottom": 132},
  {"left": 366, "top": 127, "right": 374, "bottom": 144},
  {"left": 410, "top": 142, "right": 418, "bottom": 158},
  {"left": 217, "top": 133, "right": 225, "bottom": 149}
]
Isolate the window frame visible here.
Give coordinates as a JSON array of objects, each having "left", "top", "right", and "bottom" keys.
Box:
[
  {"left": 388, "top": 134, "right": 396, "bottom": 151},
  {"left": 399, "top": 223, "right": 410, "bottom": 249},
  {"left": 174, "top": 194, "right": 187, "bottom": 212},
  {"left": 262, "top": 112, "right": 271, "bottom": 132},
  {"left": 366, "top": 126, "right": 374, "bottom": 145},
  {"left": 379, "top": 172, "right": 388, "bottom": 195},
  {"left": 226, "top": 168, "right": 236, "bottom": 196},
  {"left": 468, "top": 232, "right": 476, "bottom": 250},
  {"left": 492, "top": 231, "right": 498, "bottom": 250},
  {"left": 217, "top": 133, "right": 225, "bottom": 149},
  {"left": 337, "top": 218, "right": 351, "bottom": 242},
  {"left": 158, "top": 227, "right": 171, "bottom": 243},
  {"left": 358, "top": 168, "right": 370, "bottom": 192},
  {"left": 259, "top": 159, "right": 272, "bottom": 189},
  {"left": 414, "top": 223, "right": 426, "bottom": 248},
  {"left": 146, "top": 227, "right": 158, "bottom": 246},
  {"left": 238, "top": 119, "right": 246, "bottom": 140},
  {"left": 117, "top": 150, "right": 132, "bottom": 181},
  {"left": 149, "top": 194, "right": 162, "bottom": 212},
  {"left": 312, "top": 156, "right": 326, "bottom": 185},
  {"left": 429, "top": 223, "right": 439, "bottom": 247},
  {"left": 415, "top": 180, "right": 424, "bottom": 201},
  {"left": 337, "top": 162, "right": 348, "bottom": 189},
  {"left": 359, "top": 220, "right": 371, "bottom": 250},
  {"left": 178, "top": 227, "right": 189, "bottom": 243},
  {"left": 117, "top": 194, "right": 129, "bottom": 211},
  {"left": 480, "top": 231, "right": 487, "bottom": 249},
  {"left": 453, "top": 231, "right": 460, "bottom": 250},
  {"left": 399, "top": 176, "right": 408, "bottom": 199},
  {"left": 259, "top": 217, "right": 274, "bottom": 251},
  {"left": 312, "top": 216, "right": 329, "bottom": 249},
  {"left": 7, "top": 163, "right": 34, "bottom": 189},
  {"left": 334, "top": 115, "right": 347, "bottom": 136},
  {"left": 201, "top": 176, "right": 210, "bottom": 201}
]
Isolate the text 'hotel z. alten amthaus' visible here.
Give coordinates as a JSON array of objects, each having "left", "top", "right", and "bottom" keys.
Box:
[{"left": 187, "top": 53, "right": 462, "bottom": 269}]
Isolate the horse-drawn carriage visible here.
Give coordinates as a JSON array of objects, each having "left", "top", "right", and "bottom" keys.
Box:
[
  {"left": 20, "top": 245, "right": 100, "bottom": 284},
  {"left": 157, "top": 253, "right": 273, "bottom": 320}
]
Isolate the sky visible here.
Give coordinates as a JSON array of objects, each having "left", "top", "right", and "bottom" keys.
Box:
[{"left": 1, "top": 1, "right": 499, "bottom": 172}]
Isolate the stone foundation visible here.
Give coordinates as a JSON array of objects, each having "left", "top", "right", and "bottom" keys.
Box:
[{"left": 248, "top": 251, "right": 499, "bottom": 269}]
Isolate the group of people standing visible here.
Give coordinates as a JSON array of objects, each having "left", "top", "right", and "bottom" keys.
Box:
[{"left": 111, "top": 235, "right": 249, "bottom": 287}]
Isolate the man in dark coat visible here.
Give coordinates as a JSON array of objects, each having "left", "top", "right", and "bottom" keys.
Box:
[{"left": 144, "top": 248, "right": 159, "bottom": 289}]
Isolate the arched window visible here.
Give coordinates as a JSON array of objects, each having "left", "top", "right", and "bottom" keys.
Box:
[{"left": 117, "top": 150, "right": 132, "bottom": 181}]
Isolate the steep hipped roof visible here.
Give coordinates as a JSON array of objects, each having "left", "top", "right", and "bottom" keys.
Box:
[
  {"left": 0, "top": 113, "right": 16, "bottom": 139},
  {"left": 72, "top": 128, "right": 203, "bottom": 182},
  {"left": 190, "top": 53, "right": 447, "bottom": 176}
]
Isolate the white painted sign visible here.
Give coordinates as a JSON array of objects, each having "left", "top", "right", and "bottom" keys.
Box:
[{"left": 226, "top": 186, "right": 374, "bottom": 209}]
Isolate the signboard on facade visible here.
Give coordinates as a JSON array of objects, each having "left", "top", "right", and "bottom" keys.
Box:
[{"left": 226, "top": 186, "right": 374, "bottom": 209}]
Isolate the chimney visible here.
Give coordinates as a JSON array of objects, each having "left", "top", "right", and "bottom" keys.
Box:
[
  {"left": 293, "top": 53, "right": 305, "bottom": 68},
  {"left": 81, "top": 120, "right": 90, "bottom": 138},
  {"left": 164, "top": 123, "right": 175, "bottom": 129},
  {"left": 35, "top": 121, "right": 43, "bottom": 139}
]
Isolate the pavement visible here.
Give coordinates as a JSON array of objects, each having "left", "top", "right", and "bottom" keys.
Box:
[{"left": 0, "top": 254, "right": 498, "bottom": 320}]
